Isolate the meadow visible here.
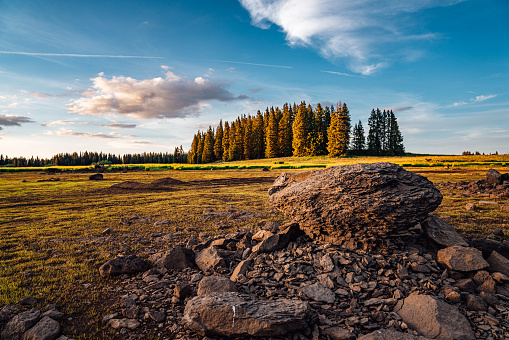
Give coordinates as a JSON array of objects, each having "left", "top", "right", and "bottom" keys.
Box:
[{"left": 1, "top": 154, "right": 508, "bottom": 338}]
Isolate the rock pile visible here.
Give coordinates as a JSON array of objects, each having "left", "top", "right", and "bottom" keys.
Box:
[{"left": 0, "top": 303, "right": 69, "bottom": 340}]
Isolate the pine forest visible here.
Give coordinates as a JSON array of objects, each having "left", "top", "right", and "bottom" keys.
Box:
[{"left": 188, "top": 101, "right": 405, "bottom": 164}]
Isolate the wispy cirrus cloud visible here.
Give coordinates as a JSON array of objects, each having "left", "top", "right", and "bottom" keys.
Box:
[
  {"left": 450, "top": 94, "right": 497, "bottom": 107},
  {"left": 475, "top": 94, "right": 497, "bottom": 102},
  {"left": 0, "top": 51, "right": 162, "bottom": 59},
  {"left": 203, "top": 59, "right": 293, "bottom": 69},
  {"left": 239, "top": 0, "right": 464, "bottom": 75},
  {"left": 67, "top": 67, "right": 249, "bottom": 119},
  {"left": 43, "top": 128, "right": 135, "bottom": 139},
  {"left": 320, "top": 70, "right": 363, "bottom": 78},
  {"left": 0, "top": 114, "right": 34, "bottom": 130}
]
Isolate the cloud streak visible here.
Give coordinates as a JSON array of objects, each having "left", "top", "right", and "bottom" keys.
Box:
[
  {"left": 239, "top": 0, "right": 464, "bottom": 75},
  {"left": 204, "top": 59, "right": 292, "bottom": 69},
  {"left": 320, "top": 70, "right": 363, "bottom": 78},
  {"left": 44, "top": 128, "right": 135, "bottom": 139},
  {"left": 0, "top": 51, "right": 163, "bottom": 59},
  {"left": 67, "top": 68, "right": 249, "bottom": 119},
  {"left": 0, "top": 114, "right": 34, "bottom": 130}
]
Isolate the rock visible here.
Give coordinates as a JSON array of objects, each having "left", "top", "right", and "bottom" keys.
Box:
[
  {"left": 1, "top": 308, "right": 41, "bottom": 340},
  {"left": 262, "top": 221, "right": 280, "bottom": 233},
  {"left": 465, "top": 294, "right": 487, "bottom": 311},
  {"left": 101, "top": 227, "right": 113, "bottom": 235},
  {"left": 501, "top": 203, "right": 509, "bottom": 212},
  {"left": 153, "top": 219, "right": 171, "bottom": 227},
  {"left": 437, "top": 246, "right": 489, "bottom": 272},
  {"left": 18, "top": 297, "right": 37, "bottom": 305},
  {"left": 421, "top": 215, "right": 468, "bottom": 247},
  {"left": 88, "top": 173, "right": 103, "bottom": 181},
  {"left": 396, "top": 294, "right": 475, "bottom": 340},
  {"left": 471, "top": 238, "right": 509, "bottom": 259},
  {"left": 465, "top": 203, "right": 476, "bottom": 211},
  {"left": 492, "top": 271, "right": 509, "bottom": 283},
  {"left": 149, "top": 246, "right": 195, "bottom": 270},
  {"left": 183, "top": 292, "right": 309, "bottom": 337},
  {"left": 108, "top": 318, "right": 140, "bottom": 330},
  {"left": 230, "top": 260, "right": 251, "bottom": 282},
  {"left": 251, "top": 230, "right": 274, "bottom": 242},
  {"left": 300, "top": 282, "right": 335, "bottom": 303},
  {"left": 322, "top": 326, "right": 356, "bottom": 340},
  {"left": 454, "top": 279, "right": 476, "bottom": 293},
  {"left": 358, "top": 328, "right": 430, "bottom": 340},
  {"left": 252, "top": 234, "right": 287, "bottom": 253},
  {"left": 23, "top": 316, "right": 60, "bottom": 340},
  {"left": 99, "top": 255, "right": 150, "bottom": 277},
  {"left": 174, "top": 283, "right": 192, "bottom": 300},
  {"left": 487, "top": 250, "right": 509, "bottom": 277},
  {"left": 445, "top": 291, "right": 461, "bottom": 303},
  {"left": 267, "top": 163, "right": 442, "bottom": 244},
  {"left": 195, "top": 247, "right": 226, "bottom": 272},
  {"left": 197, "top": 276, "right": 238, "bottom": 296},
  {"left": 486, "top": 169, "right": 503, "bottom": 186}
]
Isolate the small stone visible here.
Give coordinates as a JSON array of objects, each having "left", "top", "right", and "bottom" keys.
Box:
[
  {"left": 445, "top": 291, "right": 461, "bottom": 303},
  {"left": 197, "top": 276, "right": 237, "bottom": 296},
  {"left": 466, "top": 294, "right": 487, "bottom": 311},
  {"left": 174, "top": 283, "right": 192, "bottom": 300},
  {"left": 1, "top": 308, "right": 41, "bottom": 340},
  {"left": 487, "top": 251, "right": 509, "bottom": 277},
  {"left": 230, "top": 260, "right": 251, "bottom": 282},
  {"left": 301, "top": 282, "right": 335, "bottom": 304},
  {"left": 321, "top": 326, "right": 355, "bottom": 340},
  {"left": 109, "top": 318, "right": 140, "bottom": 330},
  {"left": 465, "top": 203, "right": 476, "bottom": 211},
  {"left": 102, "top": 227, "right": 114, "bottom": 235},
  {"left": 437, "top": 246, "right": 489, "bottom": 272},
  {"left": 18, "top": 297, "right": 37, "bottom": 305}
]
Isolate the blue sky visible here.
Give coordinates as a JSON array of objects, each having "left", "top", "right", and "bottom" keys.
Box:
[{"left": 1, "top": 0, "right": 508, "bottom": 158}]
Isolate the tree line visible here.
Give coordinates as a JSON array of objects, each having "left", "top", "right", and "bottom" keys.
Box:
[
  {"left": 0, "top": 146, "right": 187, "bottom": 167},
  {"left": 188, "top": 101, "right": 404, "bottom": 163}
]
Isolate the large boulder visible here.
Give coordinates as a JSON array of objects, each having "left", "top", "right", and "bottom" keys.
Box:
[
  {"left": 183, "top": 292, "right": 309, "bottom": 337},
  {"left": 421, "top": 215, "right": 468, "bottom": 247},
  {"left": 99, "top": 255, "right": 151, "bottom": 277},
  {"left": 268, "top": 163, "right": 442, "bottom": 243},
  {"left": 437, "top": 246, "right": 489, "bottom": 272},
  {"left": 396, "top": 294, "right": 475, "bottom": 340}
]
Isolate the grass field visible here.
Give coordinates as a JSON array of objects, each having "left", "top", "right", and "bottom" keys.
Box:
[{"left": 1, "top": 154, "right": 508, "bottom": 338}]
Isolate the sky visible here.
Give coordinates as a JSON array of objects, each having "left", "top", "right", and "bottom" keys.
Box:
[{"left": 0, "top": 0, "right": 508, "bottom": 158}]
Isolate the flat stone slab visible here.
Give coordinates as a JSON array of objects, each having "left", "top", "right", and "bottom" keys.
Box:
[
  {"left": 437, "top": 246, "right": 489, "bottom": 272},
  {"left": 183, "top": 292, "right": 309, "bottom": 337}
]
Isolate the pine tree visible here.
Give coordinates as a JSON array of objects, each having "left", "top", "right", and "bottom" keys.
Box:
[
  {"left": 313, "top": 103, "right": 327, "bottom": 155},
  {"left": 351, "top": 120, "right": 366, "bottom": 155},
  {"left": 202, "top": 126, "right": 215, "bottom": 163},
  {"left": 214, "top": 120, "right": 223, "bottom": 161},
  {"left": 387, "top": 110, "right": 405, "bottom": 155},
  {"left": 234, "top": 117, "right": 244, "bottom": 160},
  {"left": 367, "top": 109, "right": 380, "bottom": 155},
  {"left": 327, "top": 103, "right": 351, "bottom": 157},
  {"left": 265, "top": 111, "right": 279, "bottom": 158},
  {"left": 252, "top": 110, "right": 265, "bottom": 159},
  {"left": 243, "top": 115, "right": 253, "bottom": 159},
  {"left": 278, "top": 103, "right": 293, "bottom": 157},
  {"left": 222, "top": 122, "right": 230, "bottom": 161},
  {"left": 196, "top": 131, "right": 205, "bottom": 163},
  {"left": 228, "top": 121, "right": 237, "bottom": 161},
  {"left": 292, "top": 102, "right": 309, "bottom": 156}
]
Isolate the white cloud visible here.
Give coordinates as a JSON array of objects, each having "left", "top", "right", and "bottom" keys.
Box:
[
  {"left": 239, "top": 0, "right": 464, "bottom": 75},
  {"left": 320, "top": 70, "right": 362, "bottom": 78},
  {"left": 475, "top": 94, "right": 497, "bottom": 102},
  {"left": 67, "top": 70, "right": 248, "bottom": 119}
]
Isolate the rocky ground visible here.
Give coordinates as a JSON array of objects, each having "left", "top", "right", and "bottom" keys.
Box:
[{"left": 2, "top": 164, "right": 509, "bottom": 340}]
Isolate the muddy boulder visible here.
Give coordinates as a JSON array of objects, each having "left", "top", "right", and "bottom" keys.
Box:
[{"left": 268, "top": 163, "right": 442, "bottom": 244}]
